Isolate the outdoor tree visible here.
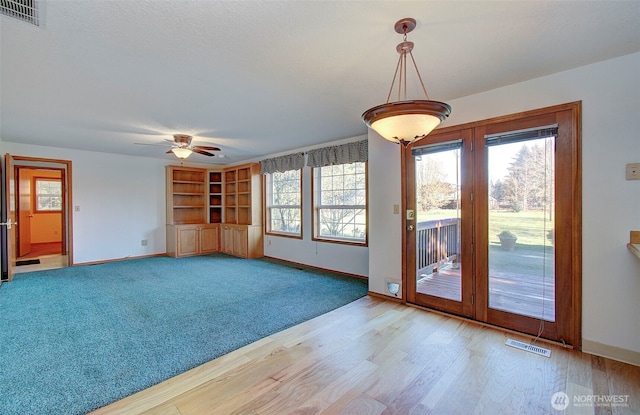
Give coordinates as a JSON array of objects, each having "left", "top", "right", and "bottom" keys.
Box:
[
  {"left": 271, "top": 170, "right": 301, "bottom": 233},
  {"left": 416, "top": 156, "right": 456, "bottom": 212},
  {"left": 319, "top": 163, "right": 366, "bottom": 239},
  {"left": 502, "top": 141, "right": 553, "bottom": 212}
]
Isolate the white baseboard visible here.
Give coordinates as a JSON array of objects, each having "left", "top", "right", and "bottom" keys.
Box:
[{"left": 582, "top": 339, "right": 640, "bottom": 366}]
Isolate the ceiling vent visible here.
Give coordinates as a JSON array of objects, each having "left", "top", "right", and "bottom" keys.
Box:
[{"left": 1, "top": 0, "right": 40, "bottom": 26}]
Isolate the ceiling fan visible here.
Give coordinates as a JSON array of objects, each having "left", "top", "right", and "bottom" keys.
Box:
[{"left": 136, "top": 134, "right": 221, "bottom": 159}]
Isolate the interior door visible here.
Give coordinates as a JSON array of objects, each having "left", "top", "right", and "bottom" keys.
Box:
[
  {"left": 406, "top": 129, "right": 474, "bottom": 318},
  {"left": 18, "top": 167, "right": 32, "bottom": 257},
  {"left": 4, "top": 154, "right": 16, "bottom": 280}
]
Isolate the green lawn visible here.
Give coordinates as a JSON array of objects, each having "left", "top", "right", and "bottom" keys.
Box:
[
  {"left": 418, "top": 209, "right": 553, "bottom": 246},
  {"left": 418, "top": 209, "right": 554, "bottom": 277}
]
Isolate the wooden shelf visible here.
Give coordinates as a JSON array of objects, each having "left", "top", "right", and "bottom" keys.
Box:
[
  {"left": 167, "top": 166, "right": 207, "bottom": 225},
  {"left": 208, "top": 170, "right": 223, "bottom": 224},
  {"left": 222, "top": 163, "right": 261, "bottom": 226}
]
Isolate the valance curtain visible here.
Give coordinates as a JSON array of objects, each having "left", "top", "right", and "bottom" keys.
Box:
[
  {"left": 260, "top": 152, "right": 305, "bottom": 174},
  {"left": 306, "top": 139, "right": 368, "bottom": 168}
]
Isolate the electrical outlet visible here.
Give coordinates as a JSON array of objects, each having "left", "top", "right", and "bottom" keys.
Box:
[
  {"left": 626, "top": 163, "right": 640, "bottom": 180},
  {"left": 141, "top": 239, "right": 147, "bottom": 246}
]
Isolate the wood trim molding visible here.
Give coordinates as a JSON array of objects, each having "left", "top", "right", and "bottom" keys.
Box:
[{"left": 582, "top": 339, "right": 640, "bottom": 366}]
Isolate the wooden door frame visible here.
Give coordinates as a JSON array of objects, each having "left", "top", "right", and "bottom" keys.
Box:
[
  {"left": 402, "top": 102, "right": 582, "bottom": 347},
  {"left": 8, "top": 156, "right": 73, "bottom": 272}
]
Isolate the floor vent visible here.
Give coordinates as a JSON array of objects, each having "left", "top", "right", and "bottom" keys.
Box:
[
  {"left": 506, "top": 338, "right": 551, "bottom": 358},
  {"left": 1, "top": 0, "right": 40, "bottom": 26}
]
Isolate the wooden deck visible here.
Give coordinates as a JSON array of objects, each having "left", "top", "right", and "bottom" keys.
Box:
[{"left": 417, "top": 266, "right": 556, "bottom": 321}]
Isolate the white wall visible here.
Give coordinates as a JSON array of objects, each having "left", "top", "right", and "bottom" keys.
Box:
[
  {"left": 0, "top": 142, "right": 210, "bottom": 264},
  {"left": 368, "top": 52, "right": 640, "bottom": 362},
  {"left": 261, "top": 138, "right": 369, "bottom": 277}
]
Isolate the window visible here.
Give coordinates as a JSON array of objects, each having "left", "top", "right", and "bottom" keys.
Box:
[
  {"left": 35, "top": 178, "right": 62, "bottom": 212},
  {"left": 265, "top": 170, "right": 302, "bottom": 236},
  {"left": 313, "top": 162, "right": 367, "bottom": 244}
]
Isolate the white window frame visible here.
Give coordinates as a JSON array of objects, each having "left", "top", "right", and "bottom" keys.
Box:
[
  {"left": 312, "top": 161, "right": 367, "bottom": 245},
  {"left": 34, "top": 177, "right": 62, "bottom": 212},
  {"left": 265, "top": 170, "right": 302, "bottom": 237}
]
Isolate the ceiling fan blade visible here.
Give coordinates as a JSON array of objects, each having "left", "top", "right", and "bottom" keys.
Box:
[
  {"left": 134, "top": 142, "right": 173, "bottom": 147},
  {"left": 166, "top": 149, "right": 174, "bottom": 154},
  {"left": 193, "top": 145, "right": 221, "bottom": 151},
  {"left": 192, "top": 149, "right": 215, "bottom": 157}
]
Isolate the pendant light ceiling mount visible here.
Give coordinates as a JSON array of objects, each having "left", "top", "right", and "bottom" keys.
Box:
[{"left": 362, "top": 17, "right": 451, "bottom": 147}]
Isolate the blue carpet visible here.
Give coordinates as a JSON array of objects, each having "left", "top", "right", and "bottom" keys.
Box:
[{"left": 0, "top": 254, "right": 368, "bottom": 415}]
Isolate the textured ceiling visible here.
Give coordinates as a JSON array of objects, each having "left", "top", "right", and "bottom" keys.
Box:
[{"left": 1, "top": 1, "right": 639, "bottom": 163}]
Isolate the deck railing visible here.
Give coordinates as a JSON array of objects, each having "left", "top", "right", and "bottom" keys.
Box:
[{"left": 416, "top": 218, "right": 460, "bottom": 272}]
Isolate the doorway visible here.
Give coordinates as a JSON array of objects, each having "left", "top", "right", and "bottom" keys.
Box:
[
  {"left": 15, "top": 167, "right": 66, "bottom": 273},
  {"left": 3, "top": 155, "right": 73, "bottom": 279},
  {"left": 404, "top": 102, "right": 581, "bottom": 346}
]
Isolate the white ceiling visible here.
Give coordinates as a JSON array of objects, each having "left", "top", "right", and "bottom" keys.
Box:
[{"left": 1, "top": 1, "right": 639, "bottom": 164}]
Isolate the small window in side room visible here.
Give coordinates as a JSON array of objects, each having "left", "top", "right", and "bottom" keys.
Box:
[{"left": 35, "top": 178, "right": 62, "bottom": 212}]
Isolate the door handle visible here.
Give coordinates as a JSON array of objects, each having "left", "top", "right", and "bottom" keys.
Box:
[
  {"left": 0, "top": 221, "right": 17, "bottom": 229},
  {"left": 407, "top": 224, "right": 415, "bottom": 231}
]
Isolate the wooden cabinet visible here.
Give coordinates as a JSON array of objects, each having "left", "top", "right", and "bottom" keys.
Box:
[
  {"left": 167, "top": 224, "right": 219, "bottom": 257},
  {"left": 220, "top": 224, "right": 263, "bottom": 258}
]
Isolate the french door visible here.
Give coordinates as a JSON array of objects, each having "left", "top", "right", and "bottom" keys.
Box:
[{"left": 405, "top": 103, "right": 581, "bottom": 346}]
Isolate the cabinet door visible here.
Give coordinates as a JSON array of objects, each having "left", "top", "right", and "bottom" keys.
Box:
[
  {"left": 200, "top": 225, "right": 219, "bottom": 253},
  {"left": 233, "top": 227, "right": 248, "bottom": 258},
  {"left": 221, "top": 225, "right": 234, "bottom": 254},
  {"left": 176, "top": 226, "right": 199, "bottom": 256}
]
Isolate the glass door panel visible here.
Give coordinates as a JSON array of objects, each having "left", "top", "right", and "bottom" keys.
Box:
[
  {"left": 415, "top": 145, "right": 462, "bottom": 302},
  {"left": 487, "top": 136, "right": 556, "bottom": 321},
  {"left": 407, "top": 129, "right": 473, "bottom": 318}
]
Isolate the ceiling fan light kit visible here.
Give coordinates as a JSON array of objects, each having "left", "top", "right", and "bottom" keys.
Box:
[
  {"left": 171, "top": 147, "right": 193, "bottom": 159},
  {"left": 362, "top": 17, "right": 451, "bottom": 146},
  {"left": 136, "top": 134, "right": 222, "bottom": 159}
]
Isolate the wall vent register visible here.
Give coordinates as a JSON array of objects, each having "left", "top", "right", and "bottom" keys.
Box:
[{"left": 1, "top": 0, "right": 40, "bottom": 26}]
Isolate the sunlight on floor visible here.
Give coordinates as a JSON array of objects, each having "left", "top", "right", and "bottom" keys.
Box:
[{"left": 14, "top": 254, "right": 68, "bottom": 274}]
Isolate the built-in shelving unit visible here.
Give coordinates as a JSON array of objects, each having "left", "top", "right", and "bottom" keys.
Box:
[
  {"left": 221, "top": 163, "right": 263, "bottom": 258},
  {"left": 208, "top": 171, "right": 223, "bottom": 223},
  {"left": 223, "top": 163, "right": 261, "bottom": 225},
  {"left": 166, "top": 166, "right": 206, "bottom": 225},
  {"left": 165, "top": 164, "right": 262, "bottom": 259}
]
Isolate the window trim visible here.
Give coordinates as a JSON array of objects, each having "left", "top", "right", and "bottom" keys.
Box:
[
  {"left": 33, "top": 177, "right": 63, "bottom": 213},
  {"left": 264, "top": 169, "right": 303, "bottom": 239},
  {"left": 311, "top": 161, "right": 369, "bottom": 246}
]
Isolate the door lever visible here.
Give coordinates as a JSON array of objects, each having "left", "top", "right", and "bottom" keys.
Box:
[{"left": 407, "top": 224, "right": 415, "bottom": 231}]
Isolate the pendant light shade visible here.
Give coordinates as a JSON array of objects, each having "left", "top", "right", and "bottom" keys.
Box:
[
  {"left": 363, "top": 100, "right": 451, "bottom": 144},
  {"left": 362, "top": 18, "right": 451, "bottom": 146}
]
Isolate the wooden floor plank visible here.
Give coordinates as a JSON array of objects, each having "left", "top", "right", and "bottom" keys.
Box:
[{"left": 92, "top": 296, "right": 640, "bottom": 415}]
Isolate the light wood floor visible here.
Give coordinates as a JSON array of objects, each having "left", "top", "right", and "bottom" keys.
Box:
[{"left": 91, "top": 296, "right": 639, "bottom": 415}]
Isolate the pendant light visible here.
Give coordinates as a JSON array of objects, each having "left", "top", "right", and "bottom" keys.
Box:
[{"left": 362, "top": 18, "right": 451, "bottom": 146}]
